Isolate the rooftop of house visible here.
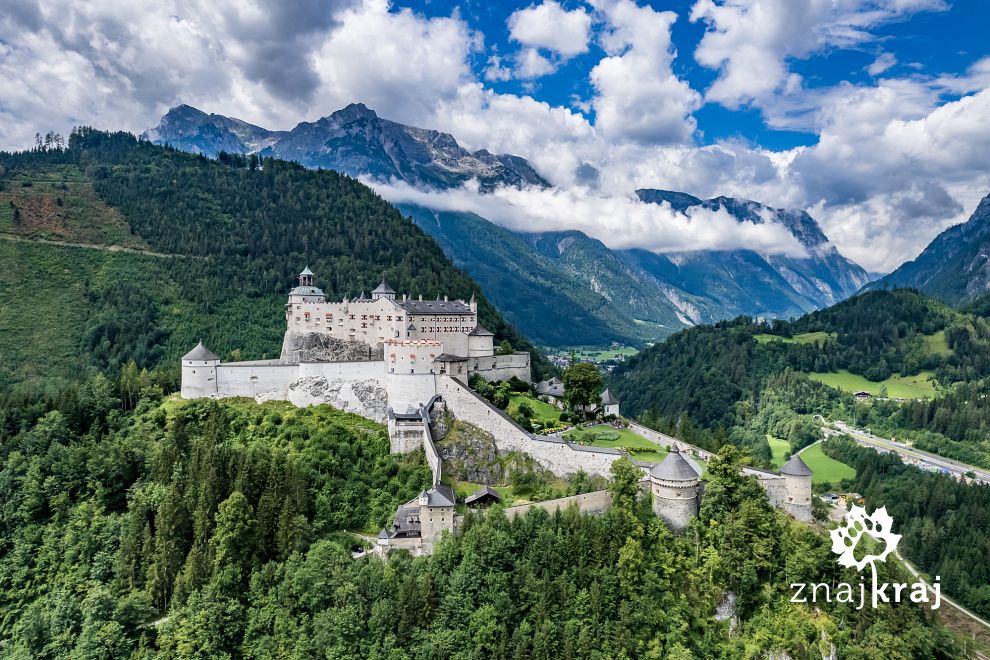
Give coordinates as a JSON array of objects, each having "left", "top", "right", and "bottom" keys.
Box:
[
  {"left": 421, "top": 484, "right": 456, "bottom": 507},
  {"left": 464, "top": 485, "right": 502, "bottom": 506}
]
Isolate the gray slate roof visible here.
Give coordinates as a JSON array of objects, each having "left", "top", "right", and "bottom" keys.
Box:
[
  {"left": 372, "top": 278, "right": 396, "bottom": 294},
  {"left": 422, "top": 485, "right": 456, "bottom": 507},
  {"left": 468, "top": 324, "right": 494, "bottom": 336},
  {"left": 183, "top": 341, "right": 219, "bottom": 361},
  {"left": 299, "top": 265, "right": 314, "bottom": 276},
  {"left": 650, "top": 449, "right": 699, "bottom": 482},
  {"left": 536, "top": 378, "right": 564, "bottom": 397},
  {"left": 288, "top": 285, "right": 325, "bottom": 296},
  {"left": 780, "top": 454, "right": 813, "bottom": 476},
  {"left": 396, "top": 299, "right": 473, "bottom": 315},
  {"left": 600, "top": 388, "right": 619, "bottom": 405},
  {"left": 464, "top": 486, "right": 501, "bottom": 506}
]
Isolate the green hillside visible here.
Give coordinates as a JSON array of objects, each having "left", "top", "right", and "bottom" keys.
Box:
[
  {"left": 0, "top": 131, "right": 548, "bottom": 397},
  {"left": 0, "top": 392, "right": 962, "bottom": 657}
]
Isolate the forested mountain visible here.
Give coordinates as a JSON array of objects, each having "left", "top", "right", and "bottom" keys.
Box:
[
  {"left": 0, "top": 390, "right": 962, "bottom": 657},
  {"left": 146, "top": 105, "right": 871, "bottom": 348},
  {"left": 0, "top": 129, "right": 547, "bottom": 399},
  {"left": 611, "top": 289, "right": 990, "bottom": 461},
  {"left": 869, "top": 192, "right": 990, "bottom": 303}
]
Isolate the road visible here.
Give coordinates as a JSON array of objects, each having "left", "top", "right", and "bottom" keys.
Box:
[{"left": 832, "top": 421, "right": 990, "bottom": 485}]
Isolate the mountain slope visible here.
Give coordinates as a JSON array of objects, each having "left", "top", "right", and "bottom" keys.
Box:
[
  {"left": 144, "top": 103, "right": 547, "bottom": 191},
  {"left": 144, "top": 105, "right": 870, "bottom": 347},
  {"left": 0, "top": 130, "right": 547, "bottom": 395},
  {"left": 635, "top": 189, "right": 871, "bottom": 311},
  {"left": 869, "top": 192, "right": 990, "bottom": 302}
]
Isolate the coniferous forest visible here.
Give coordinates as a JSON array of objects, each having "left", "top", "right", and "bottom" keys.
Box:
[
  {"left": 0, "top": 129, "right": 548, "bottom": 404},
  {"left": 0, "top": 388, "right": 963, "bottom": 657}
]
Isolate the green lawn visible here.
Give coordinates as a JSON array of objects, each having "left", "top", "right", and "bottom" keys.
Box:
[
  {"left": 768, "top": 435, "right": 790, "bottom": 468},
  {"left": 508, "top": 393, "right": 562, "bottom": 425},
  {"left": 921, "top": 330, "right": 953, "bottom": 357},
  {"left": 808, "top": 369, "right": 937, "bottom": 399},
  {"left": 754, "top": 331, "right": 835, "bottom": 345},
  {"left": 564, "top": 426, "right": 669, "bottom": 463},
  {"left": 445, "top": 478, "right": 525, "bottom": 507},
  {"left": 798, "top": 442, "right": 856, "bottom": 485}
]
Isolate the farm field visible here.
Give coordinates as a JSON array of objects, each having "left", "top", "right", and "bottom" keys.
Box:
[
  {"left": 808, "top": 369, "right": 937, "bottom": 399},
  {"left": 799, "top": 442, "right": 856, "bottom": 485}
]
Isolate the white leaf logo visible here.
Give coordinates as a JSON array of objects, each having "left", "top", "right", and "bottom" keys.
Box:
[{"left": 829, "top": 505, "right": 901, "bottom": 571}]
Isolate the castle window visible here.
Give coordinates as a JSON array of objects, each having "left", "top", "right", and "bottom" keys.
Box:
[
  {"left": 349, "top": 314, "right": 355, "bottom": 320},
  {"left": 387, "top": 315, "right": 392, "bottom": 321},
  {"left": 361, "top": 322, "right": 367, "bottom": 328}
]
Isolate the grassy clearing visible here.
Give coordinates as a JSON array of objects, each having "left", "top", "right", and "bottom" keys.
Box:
[
  {"left": 550, "top": 346, "right": 639, "bottom": 362},
  {"left": 1, "top": 164, "right": 145, "bottom": 248},
  {"left": 754, "top": 331, "right": 836, "bottom": 345},
  {"left": 508, "top": 393, "right": 561, "bottom": 425},
  {"left": 921, "top": 330, "right": 953, "bottom": 357},
  {"left": 445, "top": 478, "right": 526, "bottom": 507},
  {"left": 808, "top": 369, "right": 937, "bottom": 399},
  {"left": 768, "top": 435, "right": 790, "bottom": 468},
  {"left": 565, "top": 425, "right": 668, "bottom": 463},
  {"left": 799, "top": 442, "right": 856, "bottom": 485}
]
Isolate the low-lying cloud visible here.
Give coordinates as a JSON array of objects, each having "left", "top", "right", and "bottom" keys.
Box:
[{"left": 371, "top": 180, "right": 809, "bottom": 257}]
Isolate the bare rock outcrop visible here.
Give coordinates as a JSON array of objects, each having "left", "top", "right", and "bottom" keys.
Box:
[{"left": 280, "top": 331, "right": 382, "bottom": 363}]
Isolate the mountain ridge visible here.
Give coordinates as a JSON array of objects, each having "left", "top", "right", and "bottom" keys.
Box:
[
  {"left": 145, "top": 104, "right": 871, "bottom": 346},
  {"left": 868, "top": 192, "right": 990, "bottom": 302}
]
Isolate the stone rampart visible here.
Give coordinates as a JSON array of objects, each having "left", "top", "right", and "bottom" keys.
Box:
[
  {"left": 437, "top": 377, "right": 624, "bottom": 478},
  {"left": 503, "top": 489, "right": 613, "bottom": 520}
]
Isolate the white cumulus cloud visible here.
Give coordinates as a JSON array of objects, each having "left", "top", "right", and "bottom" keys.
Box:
[{"left": 508, "top": 1, "right": 592, "bottom": 59}]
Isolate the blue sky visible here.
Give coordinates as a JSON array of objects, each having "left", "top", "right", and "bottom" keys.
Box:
[
  {"left": 3, "top": 0, "right": 990, "bottom": 271},
  {"left": 396, "top": 0, "right": 986, "bottom": 150}
]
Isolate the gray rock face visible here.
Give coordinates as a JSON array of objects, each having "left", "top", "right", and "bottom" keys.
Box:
[
  {"left": 144, "top": 103, "right": 548, "bottom": 192},
  {"left": 282, "top": 376, "right": 387, "bottom": 422},
  {"left": 436, "top": 421, "right": 505, "bottom": 485},
  {"left": 869, "top": 192, "right": 990, "bottom": 303},
  {"left": 280, "top": 331, "right": 381, "bottom": 363}
]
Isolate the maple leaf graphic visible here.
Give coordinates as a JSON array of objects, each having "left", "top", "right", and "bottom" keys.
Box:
[{"left": 829, "top": 505, "right": 901, "bottom": 571}]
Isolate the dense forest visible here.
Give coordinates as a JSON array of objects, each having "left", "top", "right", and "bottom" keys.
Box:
[
  {"left": 0, "top": 129, "right": 549, "bottom": 402},
  {"left": 0, "top": 382, "right": 962, "bottom": 657},
  {"left": 611, "top": 289, "right": 990, "bottom": 466},
  {"left": 824, "top": 437, "right": 990, "bottom": 619}
]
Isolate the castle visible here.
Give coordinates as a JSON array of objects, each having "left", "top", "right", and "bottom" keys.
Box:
[
  {"left": 181, "top": 268, "right": 531, "bottom": 416},
  {"left": 181, "top": 266, "right": 813, "bottom": 556}
]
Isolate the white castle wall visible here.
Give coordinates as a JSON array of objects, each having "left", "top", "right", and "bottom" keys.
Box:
[
  {"left": 503, "top": 489, "right": 613, "bottom": 520},
  {"left": 214, "top": 361, "right": 299, "bottom": 398},
  {"left": 469, "top": 353, "right": 531, "bottom": 383},
  {"left": 437, "top": 376, "right": 623, "bottom": 478}
]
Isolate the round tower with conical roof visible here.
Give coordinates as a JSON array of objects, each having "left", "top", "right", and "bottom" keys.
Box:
[
  {"left": 780, "top": 454, "right": 813, "bottom": 522},
  {"left": 650, "top": 448, "right": 701, "bottom": 531},
  {"left": 180, "top": 341, "right": 220, "bottom": 399}
]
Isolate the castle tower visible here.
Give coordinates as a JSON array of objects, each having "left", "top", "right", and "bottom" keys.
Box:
[
  {"left": 650, "top": 448, "right": 700, "bottom": 532},
  {"left": 180, "top": 341, "right": 220, "bottom": 399},
  {"left": 780, "top": 454, "right": 813, "bottom": 522},
  {"left": 287, "top": 266, "right": 325, "bottom": 306},
  {"left": 372, "top": 276, "right": 396, "bottom": 301},
  {"left": 418, "top": 485, "right": 456, "bottom": 552}
]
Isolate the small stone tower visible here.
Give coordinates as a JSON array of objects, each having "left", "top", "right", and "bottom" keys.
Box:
[
  {"left": 180, "top": 341, "right": 220, "bottom": 399},
  {"left": 780, "top": 454, "right": 813, "bottom": 522},
  {"left": 650, "top": 448, "right": 701, "bottom": 532}
]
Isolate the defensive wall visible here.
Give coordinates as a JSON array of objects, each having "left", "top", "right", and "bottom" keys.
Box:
[
  {"left": 503, "top": 489, "right": 613, "bottom": 520},
  {"left": 436, "top": 376, "right": 626, "bottom": 478}
]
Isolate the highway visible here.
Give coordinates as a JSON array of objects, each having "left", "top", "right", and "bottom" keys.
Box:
[{"left": 832, "top": 421, "right": 990, "bottom": 485}]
